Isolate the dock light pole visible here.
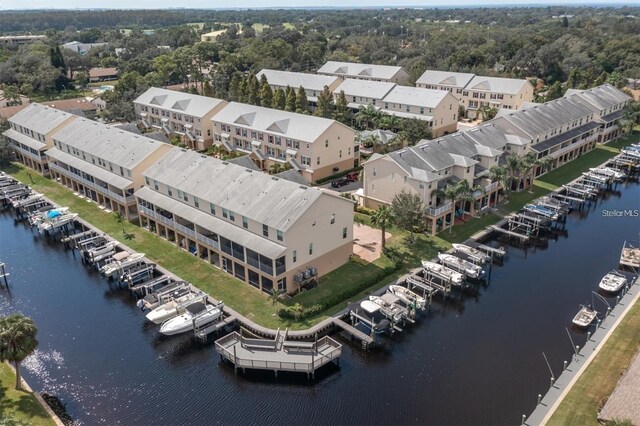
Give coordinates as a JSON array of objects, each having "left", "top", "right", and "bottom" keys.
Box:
[
  {"left": 521, "top": 414, "right": 526, "bottom": 425},
  {"left": 563, "top": 360, "right": 568, "bottom": 371},
  {"left": 537, "top": 394, "right": 542, "bottom": 405},
  {"left": 542, "top": 352, "right": 555, "bottom": 388}
]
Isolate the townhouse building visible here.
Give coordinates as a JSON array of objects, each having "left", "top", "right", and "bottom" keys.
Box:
[
  {"left": 211, "top": 102, "right": 359, "bottom": 183},
  {"left": 256, "top": 69, "right": 342, "bottom": 108},
  {"left": 134, "top": 87, "right": 228, "bottom": 151},
  {"left": 317, "top": 61, "right": 411, "bottom": 85},
  {"left": 416, "top": 70, "right": 534, "bottom": 118},
  {"left": 46, "top": 119, "right": 173, "bottom": 219},
  {"left": 135, "top": 148, "right": 354, "bottom": 294},
  {"left": 4, "top": 103, "right": 77, "bottom": 175},
  {"left": 363, "top": 84, "right": 630, "bottom": 235},
  {"left": 334, "top": 79, "right": 459, "bottom": 137}
]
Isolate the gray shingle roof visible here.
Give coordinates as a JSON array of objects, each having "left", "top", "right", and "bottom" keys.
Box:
[
  {"left": 415, "top": 70, "right": 475, "bottom": 88},
  {"left": 275, "top": 169, "right": 309, "bottom": 185},
  {"left": 142, "top": 148, "right": 341, "bottom": 232},
  {"left": 564, "top": 84, "right": 632, "bottom": 112},
  {"left": 3, "top": 129, "right": 47, "bottom": 151},
  {"left": 228, "top": 155, "right": 260, "bottom": 171},
  {"left": 9, "top": 103, "right": 74, "bottom": 135},
  {"left": 257, "top": 69, "right": 340, "bottom": 92},
  {"left": 51, "top": 118, "right": 169, "bottom": 170},
  {"left": 212, "top": 102, "right": 345, "bottom": 143},
  {"left": 318, "top": 61, "right": 406, "bottom": 80},
  {"left": 46, "top": 147, "right": 133, "bottom": 189},
  {"left": 134, "top": 87, "right": 226, "bottom": 118}
]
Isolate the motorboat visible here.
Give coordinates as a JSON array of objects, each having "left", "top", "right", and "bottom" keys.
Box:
[
  {"left": 350, "top": 300, "right": 392, "bottom": 334},
  {"left": 589, "top": 167, "right": 626, "bottom": 181},
  {"left": 28, "top": 207, "right": 68, "bottom": 226},
  {"left": 142, "top": 281, "right": 191, "bottom": 309},
  {"left": 159, "top": 302, "right": 222, "bottom": 336},
  {"left": 84, "top": 241, "right": 118, "bottom": 263},
  {"left": 437, "top": 253, "right": 484, "bottom": 279},
  {"left": 38, "top": 213, "right": 78, "bottom": 232},
  {"left": 572, "top": 305, "right": 597, "bottom": 328},
  {"left": 100, "top": 253, "right": 145, "bottom": 278},
  {"left": 598, "top": 271, "right": 628, "bottom": 293},
  {"left": 523, "top": 203, "right": 559, "bottom": 220},
  {"left": 369, "top": 295, "right": 408, "bottom": 323},
  {"left": 451, "top": 243, "right": 491, "bottom": 264},
  {"left": 146, "top": 293, "right": 204, "bottom": 324},
  {"left": 421, "top": 260, "right": 464, "bottom": 284},
  {"left": 388, "top": 285, "right": 426, "bottom": 310}
]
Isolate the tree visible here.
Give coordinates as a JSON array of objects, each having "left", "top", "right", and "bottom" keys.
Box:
[
  {"left": 0, "top": 138, "right": 14, "bottom": 165},
  {"left": 284, "top": 86, "right": 296, "bottom": 112},
  {"left": 436, "top": 180, "right": 483, "bottom": 233},
  {"left": 545, "top": 81, "right": 564, "bottom": 101},
  {"left": 259, "top": 78, "right": 273, "bottom": 107},
  {"left": 333, "top": 90, "right": 349, "bottom": 124},
  {"left": 561, "top": 16, "right": 569, "bottom": 28},
  {"left": 354, "top": 105, "right": 382, "bottom": 129},
  {"left": 202, "top": 80, "right": 215, "bottom": 98},
  {"left": 458, "top": 104, "right": 466, "bottom": 120},
  {"left": 0, "top": 314, "right": 38, "bottom": 390},
  {"left": 295, "top": 86, "right": 309, "bottom": 114},
  {"left": 314, "top": 85, "right": 334, "bottom": 118},
  {"left": 154, "top": 54, "right": 177, "bottom": 87},
  {"left": 379, "top": 114, "right": 399, "bottom": 131},
  {"left": 370, "top": 205, "right": 394, "bottom": 250},
  {"left": 489, "top": 165, "right": 515, "bottom": 202},
  {"left": 246, "top": 73, "right": 260, "bottom": 105},
  {"left": 478, "top": 105, "right": 498, "bottom": 121},
  {"left": 75, "top": 71, "right": 89, "bottom": 89},
  {"left": 593, "top": 72, "right": 608, "bottom": 88},
  {"left": 620, "top": 102, "right": 640, "bottom": 136},
  {"left": 228, "top": 74, "right": 241, "bottom": 101},
  {"left": 272, "top": 88, "right": 286, "bottom": 110},
  {"left": 268, "top": 288, "right": 283, "bottom": 307},
  {"left": 391, "top": 191, "right": 426, "bottom": 241},
  {"left": 293, "top": 303, "right": 304, "bottom": 321},
  {"left": 2, "top": 84, "right": 21, "bottom": 106},
  {"left": 504, "top": 154, "right": 523, "bottom": 191},
  {"left": 399, "top": 117, "right": 432, "bottom": 146}
]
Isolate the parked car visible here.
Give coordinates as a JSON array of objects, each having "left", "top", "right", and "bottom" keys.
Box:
[
  {"left": 346, "top": 171, "right": 359, "bottom": 182},
  {"left": 331, "top": 177, "right": 350, "bottom": 188}
]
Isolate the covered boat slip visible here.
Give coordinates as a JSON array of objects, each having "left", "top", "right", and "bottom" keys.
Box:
[{"left": 215, "top": 330, "right": 342, "bottom": 378}]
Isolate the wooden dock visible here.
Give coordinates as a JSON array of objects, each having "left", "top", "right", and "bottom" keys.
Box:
[
  {"left": 332, "top": 317, "right": 374, "bottom": 347},
  {"left": 490, "top": 225, "right": 530, "bottom": 240},
  {"left": 215, "top": 330, "right": 342, "bottom": 378}
]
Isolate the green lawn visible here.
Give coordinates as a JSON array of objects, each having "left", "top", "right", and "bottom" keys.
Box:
[
  {"left": 548, "top": 302, "right": 640, "bottom": 426},
  {"left": 30, "top": 89, "right": 87, "bottom": 102},
  {"left": 0, "top": 363, "right": 55, "bottom": 426},
  {"left": 440, "top": 212, "right": 502, "bottom": 244}
]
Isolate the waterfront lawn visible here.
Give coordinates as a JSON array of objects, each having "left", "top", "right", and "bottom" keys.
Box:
[
  {"left": 439, "top": 212, "right": 502, "bottom": 244},
  {"left": 0, "top": 363, "right": 55, "bottom": 426},
  {"left": 4, "top": 164, "right": 297, "bottom": 329},
  {"left": 547, "top": 302, "right": 640, "bottom": 426}
]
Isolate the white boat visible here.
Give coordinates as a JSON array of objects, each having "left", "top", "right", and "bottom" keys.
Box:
[
  {"left": 437, "top": 253, "right": 484, "bottom": 279},
  {"left": 86, "top": 241, "right": 118, "bottom": 263},
  {"left": 451, "top": 243, "right": 491, "bottom": 264},
  {"left": 598, "top": 271, "right": 628, "bottom": 293},
  {"left": 100, "top": 253, "right": 145, "bottom": 277},
  {"left": 572, "top": 305, "right": 597, "bottom": 328},
  {"left": 159, "top": 303, "right": 222, "bottom": 336},
  {"left": 28, "top": 207, "right": 68, "bottom": 226},
  {"left": 388, "top": 285, "right": 426, "bottom": 310},
  {"left": 369, "top": 295, "right": 407, "bottom": 322},
  {"left": 146, "top": 293, "right": 204, "bottom": 324},
  {"left": 38, "top": 213, "right": 78, "bottom": 232},
  {"left": 421, "top": 260, "right": 464, "bottom": 284},
  {"left": 589, "top": 167, "right": 626, "bottom": 181}
]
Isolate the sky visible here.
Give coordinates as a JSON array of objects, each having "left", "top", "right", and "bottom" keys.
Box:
[{"left": 0, "top": 0, "right": 634, "bottom": 10}]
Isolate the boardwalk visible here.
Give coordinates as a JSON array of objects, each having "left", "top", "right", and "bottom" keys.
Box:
[{"left": 598, "top": 350, "right": 640, "bottom": 424}]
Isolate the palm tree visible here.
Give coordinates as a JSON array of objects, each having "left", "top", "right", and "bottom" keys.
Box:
[
  {"left": 454, "top": 180, "right": 485, "bottom": 221},
  {"left": 2, "top": 85, "right": 21, "bottom": 106},
  {"left": 489, "top": 165, "right": 515, "bottom": 203},
  {"left": 0, "top": 314, "right": 38, "bottom": 390},
  {"left": 268, "top": 288, "right": 283, "bottom": 306},
  {"left": 536, "top": 156, "right": 555, "bottom": 176},
  {"left": 379, "top": 114, "right": 399, "bottom": 131},
  {"left": 435, "top": 181, "right": 460, "bottom": 233},
  {"left": 370, "top": 205, "right": 394, "bottom": 250},
  {"left": 504, "top": 155, "right": 524, "bottom": 191},
  {"left": 620, "top": 102, "right": 640, "bottom": 136},
  {"left": 520, "top": 153, "right": 538, "bottom": 189},
  {"left": 293, "top": 303, "right": 304, "bottom": 321},
  {"left": 269, "top": 163, "right": 284, "bottom": 174},
  {"left": 354, "top": 105, "right": 382, "bottom": 130}
]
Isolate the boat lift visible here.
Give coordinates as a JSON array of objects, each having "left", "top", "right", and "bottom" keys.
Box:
[{"left": 123, "top": 263, "right": 156, "bottom": 287}]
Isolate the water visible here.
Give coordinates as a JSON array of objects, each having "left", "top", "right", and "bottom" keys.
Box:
[{"left": 1, "top": 180, "right": 639, "bottom": 426}]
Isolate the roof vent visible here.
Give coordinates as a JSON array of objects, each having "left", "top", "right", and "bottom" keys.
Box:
[
  {"left": 271, "top": 177, "right": 279, "bottom": 181},
  {"left": 222, "top": 161, "right": 229, "bottom": 165},
  {"left": 299, "top": 186, "right": 307, "bottom": 190},
  {"left": 245, "top": 169, "right": 253, "bottom": 173}
]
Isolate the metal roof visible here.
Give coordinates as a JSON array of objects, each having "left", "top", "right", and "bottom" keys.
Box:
[
  {"left": 142, "top": 148, "right": 344, "bottom": 232},
  {"left": 257, "top": 69, "right": 341, "bottom": 92},
  {"left": 135, "top": 187, "right": 286, "bottom": 259},
  {"left": 9, "top": 103, "right": 74, "bottom": 135},
  {"left": 51, "top": 119, "right": 169, "bottom": 170},
  {"left": 334, "top": 79, "right": 396, "bottom": 100},
  {"left": 3, "top": 129, "right": 47, "bottom": 151},
  {"left": 564, "top": 84, "right": 632, "bottom": 111},
  {"left": 415, "top": 70, "right": 475, "bottom": 88},
  {"left": 530, "top": 122, "right": 600, "bottom": 153},
  {"left": 466, "top": 76, "right": 531, "bottom": 95},
  {"left": 134, "top": 87, "right": 226, "bottom": 118},
  {"left": 212, "top": 102, "right": 344, "bottom": 143},
  {"left": 382, "top": 86, "right": 451, "bottom": 108},
  {"left": 46, "top": 148, "right": 133, "bottom": 189},
  {"left": 318, "top": 61, "right": 406, "bottom": 80}
]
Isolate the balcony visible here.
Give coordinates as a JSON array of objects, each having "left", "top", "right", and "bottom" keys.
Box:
[
  {"left": 196, "top": 233, "right": 220, "bottom": 250},
  {"left": 426, "top": 202, "right": 452, "bottom": 217},
  {"left": 138, "top": 205, "right": 155, "bottom": 218},
  {"left": 50, "top": 163, "right": 134, "bottom": 204},
  {"left": 549, "top": 134, "right": 596, "bottom": 159},
  {"left": 174, "top": 221, "right": 196, "bottom": 238},
  {"left": 13, "top": 143, "right": 43, "bottom": 162}
]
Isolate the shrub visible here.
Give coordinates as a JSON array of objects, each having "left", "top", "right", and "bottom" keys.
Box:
[{"left": 355, "top": 205, "right": 375, "bottom": 215}]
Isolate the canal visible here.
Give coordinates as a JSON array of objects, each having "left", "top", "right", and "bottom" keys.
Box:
[{"left": 1, "top": 179, "right": 639, "bottom": 425}]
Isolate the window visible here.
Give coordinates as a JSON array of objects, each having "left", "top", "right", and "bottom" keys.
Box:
[
  {"left": 325, "top": 140, "right": 329, "bottom": 148},
  {"left": 373, "top": 167, "right": 376, "bottom": 177},
  {"left": 167, "top": 187, "right": 173, "bottom": 197},
  {"left": 293, "top": 250, "right": 297, "bottom": 263},
  {"left": 222, "top": 208, "right": 228, "bottom": 219},
  {"left": 229, "top": 211, "right": 235, "bottom": 221},
  {"left": 330, "top": 213, "right": 335, "bottom": 225},
  {"left": 154, "top": 180, "right": 159, "bottom": 190},
  {"left": 277, "top": 230, "right": 283, "bottom": 241},
  {"left": 339, "top": 150, "right": 342, "bottom": 158},
  {"left": 194, "top": 197, "right": 199, "bottom": 208},
  {"left": 145, "top": 177, "right": 150, "bottom": 186},
  {"left": 210, "top": 203, "right": 216, "bottom": 215},
  {"left": 343, "top": 227, "right": 348, "bottom": 239},
  {"left": 242, "top": 216, "right": 248, "bottom": 229},
  {"left": 277, "top": 278, "right": 286, "bottom": 291},
  {"left": 301, "top": 156, "right": 311, "bottom": 166},
  {"left": 317, "top": 157, "right": 320, "bottom": 165},
  {"left": 263, "top": 224, "right": 269, "bottom": 237},
  {"left": 308, "top": 243, "right": 313, "bottom": 255}
]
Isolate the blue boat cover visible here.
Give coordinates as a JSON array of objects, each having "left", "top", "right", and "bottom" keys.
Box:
[{"left": 47, "top": 210, "right": 61, "bottom": 219}]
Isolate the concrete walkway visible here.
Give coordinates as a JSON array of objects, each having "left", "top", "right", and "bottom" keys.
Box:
[{"left": 525, "top": 276, "right": 640, "bottom": 425}]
